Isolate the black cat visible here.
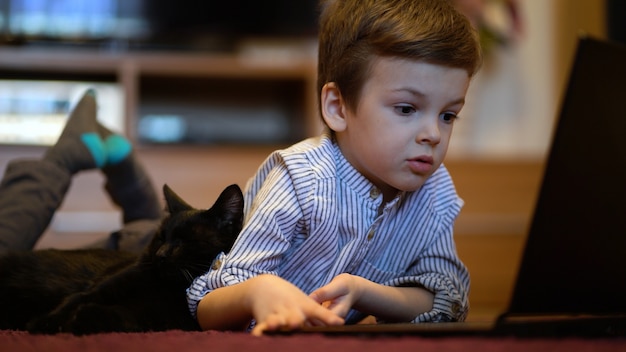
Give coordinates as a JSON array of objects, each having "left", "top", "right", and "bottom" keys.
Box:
[{"left": 0, "top": 184, "right": 243, "bottom": 334}]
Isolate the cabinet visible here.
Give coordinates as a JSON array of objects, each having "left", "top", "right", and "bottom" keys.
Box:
[{"left": 0, "top": 46, "right": 321, "bottom": 147}]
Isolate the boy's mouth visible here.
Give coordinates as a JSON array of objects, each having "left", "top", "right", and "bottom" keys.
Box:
[{"left": 407, "top": 155, "right": 433, "bottom": 174}]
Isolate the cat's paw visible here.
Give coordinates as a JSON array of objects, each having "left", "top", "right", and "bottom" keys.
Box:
[
  {"left": 27, "top": 292, "right": 90, "bottom": 334},
  {"left": 66, "top": 303, "right": 126, "bottom": 335},
  {"left": 26, "top": 313, "right": 68, "bottom": 335}
]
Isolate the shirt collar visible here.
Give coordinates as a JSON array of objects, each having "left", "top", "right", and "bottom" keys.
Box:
[{"left": 331, "top": 137, "right": 406, "bottom": 209}]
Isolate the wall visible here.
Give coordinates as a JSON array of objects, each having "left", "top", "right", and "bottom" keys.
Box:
[{"left": 449, "top": 0, "right": 607, "bottom": 160}]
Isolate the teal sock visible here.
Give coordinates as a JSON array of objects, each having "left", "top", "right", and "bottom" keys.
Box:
[
  {"left": 97, "top": 122, "right": 132, "bottom": 166},
  {"left": 81, "top": 133, "right": 107, "bottom": 168},
  {"left": 104, "top": 134, "right": 132, "bottom": 165}
]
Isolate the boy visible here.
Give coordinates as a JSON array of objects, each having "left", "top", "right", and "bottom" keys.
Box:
[{"left": 187, "top": 0, "right": 482, "bottom": 336}]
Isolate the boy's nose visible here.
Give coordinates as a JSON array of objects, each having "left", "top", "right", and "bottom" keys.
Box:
[{"left": 416, "top": 116, "right": 441, "bottom": 145}]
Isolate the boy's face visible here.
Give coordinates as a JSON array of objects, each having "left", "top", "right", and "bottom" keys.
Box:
[{"left": 330, "top": 57, "right": 470, "bottom": 200}]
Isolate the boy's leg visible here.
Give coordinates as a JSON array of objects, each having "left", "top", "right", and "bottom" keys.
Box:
[
  {"left": 86, "top": 219, "right": 160, "bottom": 253},
  {"left": 0, "top": 89, "right": 162, "bottom": 253},
  {"left": 95, "top": 125, "right": 163, "bottom": 252},
  {"left": 97, "top": 124, "right": 162, "bottom": 225},
  {"left": 0, "top": 90, "right": 104, "bottom": 253},
  {"left": 54, "top": 89, "right": 163, "bottom": 248},
  {"left": 0, "top": 160, "right": 72, "bottom": 253}
]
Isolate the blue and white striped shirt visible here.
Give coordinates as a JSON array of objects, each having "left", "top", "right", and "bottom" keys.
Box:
[{"left": 187, "top": 133, "right": 469, "bottom": 323}]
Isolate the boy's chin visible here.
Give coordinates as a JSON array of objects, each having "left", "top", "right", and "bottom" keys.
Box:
[{"left": 395, "top": 179, "right": 428, "bottom": 193}]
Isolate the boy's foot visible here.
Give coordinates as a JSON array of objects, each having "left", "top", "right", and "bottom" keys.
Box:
[
  {"left": 98, "top": 120, "right": 162, "bottom": 223},
  {"left": 97, "top": 122, "right": 132, "bottom": 166},
  {"left": 44, "top": 89, "right": 106, "bottom": 174}
]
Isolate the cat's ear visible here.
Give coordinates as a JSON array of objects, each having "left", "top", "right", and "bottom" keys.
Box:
[
  {"left": 212, "top": 184, "right": 244, "bottom": 228},
  {"left": 163, "top": 184, "right": 193, "bottom": 214}
]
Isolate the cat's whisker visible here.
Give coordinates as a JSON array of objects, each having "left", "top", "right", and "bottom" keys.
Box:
[
  {"left": 180, "top": 269, "right": 194, "bottom": 283},
  {"left": 184, "top": 264, "right": 213, "bottom": 277},
  {"left": 189, "top": 263, "right": 212, "bottom": 271}
]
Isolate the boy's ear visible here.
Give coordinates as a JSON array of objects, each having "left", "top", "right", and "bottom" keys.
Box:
[{"left": 321, "top": 82, "right": 347, "bottom": 132}]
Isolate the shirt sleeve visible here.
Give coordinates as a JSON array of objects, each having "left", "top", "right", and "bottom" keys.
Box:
[
  {"left": 416, "top": 226, "right": 468, "bottom": 322},
  {"left": 187, "top": 155, "right": 304, "bottom": 317},
  {"left": 382, "top": 213, "right": 469, "bottom": 323}
]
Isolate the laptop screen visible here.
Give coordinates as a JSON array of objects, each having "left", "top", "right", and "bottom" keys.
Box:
[{"left": 507, "top": 37, "right": 626, "bottom": 316}]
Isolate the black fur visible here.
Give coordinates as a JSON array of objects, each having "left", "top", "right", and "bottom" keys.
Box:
[{"left": 0, "top": 184, "right": 243, "bottom": 334}]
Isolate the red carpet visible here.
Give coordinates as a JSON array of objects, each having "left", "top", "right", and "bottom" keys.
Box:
[{"left": 1, "top": 329, "right": 625, "bottom": 352}]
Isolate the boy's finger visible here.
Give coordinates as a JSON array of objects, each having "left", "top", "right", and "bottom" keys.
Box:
[
  {"left": 309, "top": 288, "right": 332, "bottom": 303},
  {"left": 311, "top": 305, "right": 345, "bottom": 326},
  {"left": 251, "top": 323, "right": 266, "bottom": 336}
]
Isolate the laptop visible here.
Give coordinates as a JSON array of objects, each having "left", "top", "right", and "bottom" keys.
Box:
[{"left": 280, "top": 36, "right": 626, "bottom": 337}]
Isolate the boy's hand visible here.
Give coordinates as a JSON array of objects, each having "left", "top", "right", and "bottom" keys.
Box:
[
  {"left": 249, "top": 275, "right": 344, "bottom": 336},
  {"left": 309, "top": 273, "right": 360, "bottom": 319},
  {"left": 310, "top": 273, "right": 435, "bottom": 323}
]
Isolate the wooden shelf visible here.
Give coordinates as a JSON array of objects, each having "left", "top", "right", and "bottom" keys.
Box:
[
  {"left": 0, "top": 47, "right": 317, "bottom": 77},
  {"left": 0, "top": 46, "right": 322, "bottom": 146}
]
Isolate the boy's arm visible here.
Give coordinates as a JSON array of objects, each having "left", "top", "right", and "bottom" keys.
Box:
[
  {"left": 310, "top": 273, "right": 434, "bottom": 322},
  {"left": 197, "top": 274, "right": 344, "bottom": 335},
  {"left": 310, "top": 222, "right": 468, "bottom": 323}
]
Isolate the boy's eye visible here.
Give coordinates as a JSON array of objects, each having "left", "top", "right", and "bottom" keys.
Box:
[
  {"left": 395, "top": 105, "right": 415, "bottom": 115},
  {"left": 440, "top": 112, "right": 458, "bottom": 124}
]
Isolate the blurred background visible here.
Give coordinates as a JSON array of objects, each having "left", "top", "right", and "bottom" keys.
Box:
[
  {"left": 0, "top": 0, "right": 618, "bottom": 155},
  {"left": 0, "top": 0, "right": 622, "bottom": 321}
]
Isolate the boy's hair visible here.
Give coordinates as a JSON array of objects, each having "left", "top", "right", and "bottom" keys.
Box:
[{"left": 317, "top": 0, "right": 482, "bottom": 114}]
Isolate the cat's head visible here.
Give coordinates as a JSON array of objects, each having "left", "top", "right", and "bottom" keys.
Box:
[{"left": 143, "top": 184, "right": 244, "bottom": 283}]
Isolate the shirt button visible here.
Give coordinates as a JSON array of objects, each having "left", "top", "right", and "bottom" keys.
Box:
[
  {"left": 369, "top": 188, "right": 381, "bottom": 199},
  {"left": 367, "top": 229, "right": 375, "bottom": 240},
  {"left": 211, "top": 259, "right": 222, "bottom": 270}
]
